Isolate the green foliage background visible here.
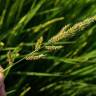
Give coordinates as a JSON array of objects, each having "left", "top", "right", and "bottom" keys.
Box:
[{"left": 0, "top": 0, "right": 96, "bottom": 96}]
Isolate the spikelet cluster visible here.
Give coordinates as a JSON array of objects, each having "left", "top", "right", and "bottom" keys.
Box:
[
  {"left": 45, "top": 45, "right": 63, "bottom": 51},
  {"left": 48, "top": 15, "right": 96, "bottom": 43},
  {"left": 25, "top": 54, "right": 45, "bottom": 60},
  {"left": 48, "top": 24, "right": 70, "bottom": 43},
  {"left": 35, "top": 36, "right": 43, "bottom": 50},
  {"left": 7, "top": 50, "right": 19, "bottom": 64},
  {"left": 7, "top": 51, "right": 13, "bottom": 65}
]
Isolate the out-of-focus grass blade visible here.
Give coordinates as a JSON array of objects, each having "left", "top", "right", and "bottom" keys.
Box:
[
  {"left": 13, "top": 0, "right": 45, "bottom": 32},
  {"left": 16, "top": 0, "right": 25, "bottom": 21},
  {"left": 14, "top": 71, "right": 62, "bottom": 77},
  {"left": 71, "top": 63, "right": 96, "bottom": 75},
  {"left": 20, "top": 86, "right": 31, "bottom": 96},
  {"left": 6, "top": 0, "right": 25, "bottom": 27},
  {"left": 6, "top": 90, "right": 16, "bottom": 95},
  {"left": 37, "top": 7, "right": 60, "bottom": 15},
  {"left": 75, "top": 50, "right": 96, "bottom": 62},
  {"left": 26, "top": 17, "right": 64, "bottom": 33},
  {"left": 0, "top": 0, "right": 10, "bottom": 27}
]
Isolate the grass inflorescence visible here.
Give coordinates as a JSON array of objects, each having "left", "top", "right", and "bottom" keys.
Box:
[{"left": 0, "top": 0, "right": 96, "bottom": 96}]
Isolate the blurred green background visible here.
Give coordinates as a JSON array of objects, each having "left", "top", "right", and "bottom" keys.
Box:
[{"left": 0, "top": 0, "right": 96, "bottom": 96}]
